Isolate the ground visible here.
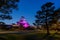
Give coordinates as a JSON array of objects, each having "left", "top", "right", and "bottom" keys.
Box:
[{"left": 0, "top": 30, "right": 60, "bottom": 40}]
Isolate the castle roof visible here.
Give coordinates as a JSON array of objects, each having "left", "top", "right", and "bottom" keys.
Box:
[{"left": 17, "top": 16, "right": 30, "bottom": 28}]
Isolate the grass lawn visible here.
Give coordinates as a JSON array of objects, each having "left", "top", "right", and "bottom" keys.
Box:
[{"left": 0, "top": 30, "right": 60, "bottom": 40}]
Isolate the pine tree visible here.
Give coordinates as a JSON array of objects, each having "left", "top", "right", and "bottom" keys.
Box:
[
  {"left": 0, "top": 0, "right": 19, "bottom": 20},
  {"left": 33, "top": 2, "right": 57, "bottom": 35}
]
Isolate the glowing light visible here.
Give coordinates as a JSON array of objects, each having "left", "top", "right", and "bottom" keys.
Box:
[{"left": 17, "top": 16, "right": 30, "bottom": 28}]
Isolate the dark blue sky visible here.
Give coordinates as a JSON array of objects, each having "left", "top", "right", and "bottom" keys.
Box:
[{"left": 1, "top": 0, "right": 60, "bottom": 25}]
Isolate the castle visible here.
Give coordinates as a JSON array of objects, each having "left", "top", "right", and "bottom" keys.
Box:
[
  {"left": 0, "top": 16, "right": 35, "bottom": 31},
  {"left": 17, "top": 16, "right": 30, "bottom": 28}
]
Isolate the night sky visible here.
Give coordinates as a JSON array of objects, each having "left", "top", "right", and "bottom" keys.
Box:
[{"left": 1, "top": 0, "right": 60, "bottom": 25}]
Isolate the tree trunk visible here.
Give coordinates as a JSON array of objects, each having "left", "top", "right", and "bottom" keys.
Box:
[
  {"left": 46, "top": 22, "right": 50, "bottom": 35},
  {"left": 46, "top": 12, "right": 50, "bottom": 35}
]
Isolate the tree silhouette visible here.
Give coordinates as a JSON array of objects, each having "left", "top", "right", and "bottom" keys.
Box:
[
  {"left": 41, "top": 2, "right": 55, "bottom": 35},
  {"left": 0, "top": 22, "right": 5, "bottom": 25},
  {"left": 54, "top": 8, "right": 60, "bottom": 22},
  {"left": 0, "top": 0, "right": 19, "bottom": 20},
  {"left": 33, "top": 11, "right": 42, "bottom": 29},
  {"left": 33, "top": 2, "right": 60, "bottom": 35}
]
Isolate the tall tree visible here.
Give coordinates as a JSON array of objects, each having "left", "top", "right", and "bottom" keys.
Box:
[
  {"left": 0, "top": 0, "right": 19, "bottom": 20},
  {"left": 33, "top": 2, "right": 60, "bottom": 35},
  {"left": 41, "top": 2, "right": 55, "bottom": 35}
]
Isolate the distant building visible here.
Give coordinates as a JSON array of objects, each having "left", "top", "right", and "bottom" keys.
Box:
[
  {"left": 17, "top": 16, "right": 30, "bottom": 28},
  {"left": 0, "top": 16, "right": 36, "bottom": 30}
]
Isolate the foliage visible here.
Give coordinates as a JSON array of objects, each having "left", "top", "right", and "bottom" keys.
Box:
[
  {"left": 0, "top": 21, "right": 6, "bottom": 25},
  {"left": 33, "top": 2, "right": 60, "bottom": 35},
  {"left": 33, "top": 2, "right": 54, "bottom": 28},
  {"left": 0, "top": 0, "right": 19, "bottom": 20}
]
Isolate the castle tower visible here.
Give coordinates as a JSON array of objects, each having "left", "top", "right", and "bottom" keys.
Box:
[{"left": 17, "top": 16, "right": 30, "bottom": 28}]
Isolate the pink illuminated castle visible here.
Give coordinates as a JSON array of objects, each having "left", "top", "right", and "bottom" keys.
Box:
[{"left": 17, "top": 16, "right": 30, "bottom": 28}]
